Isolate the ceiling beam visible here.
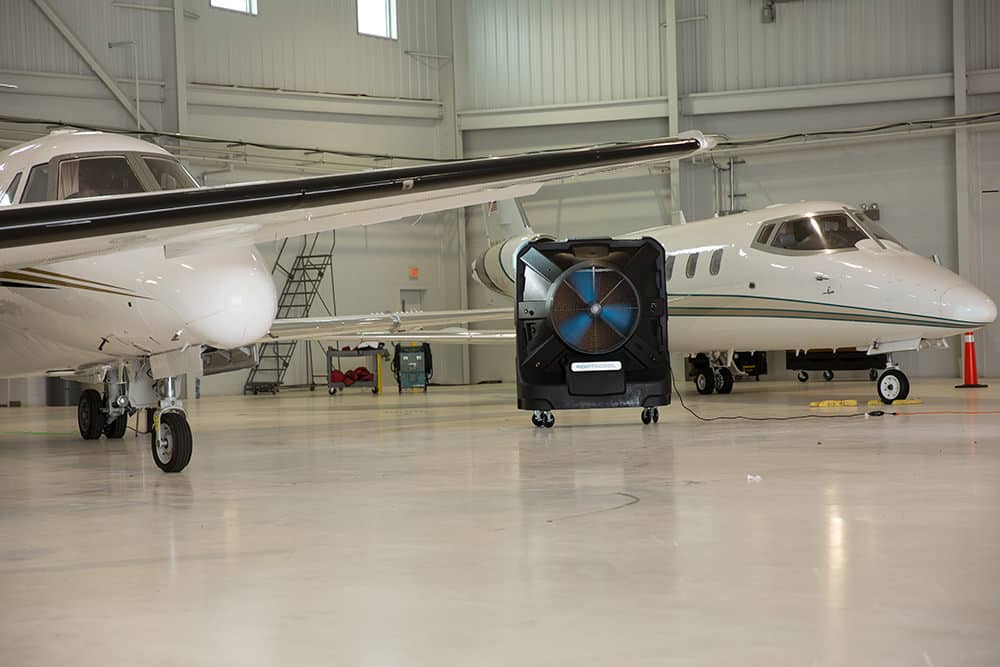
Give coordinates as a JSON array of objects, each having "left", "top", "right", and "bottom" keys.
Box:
[{"left": 29, "top": 0, "right": 154, "bottom": 131}]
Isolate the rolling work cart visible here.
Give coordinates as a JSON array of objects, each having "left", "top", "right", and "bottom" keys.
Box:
[{"left": 326, "top": 347, "right": 388, "bottom": 395}]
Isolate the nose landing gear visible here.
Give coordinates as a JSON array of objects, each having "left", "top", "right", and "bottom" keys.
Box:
[
  {"left": 75, "top": 361, "right": 193, "bottom": 473},
  {"left": 876, "top": 368, "right": 910, "bottom": 404}
]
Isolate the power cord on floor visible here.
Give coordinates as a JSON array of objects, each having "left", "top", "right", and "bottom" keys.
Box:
[{"left": 670, "top": 368, "right": 892, "bottom": 422}]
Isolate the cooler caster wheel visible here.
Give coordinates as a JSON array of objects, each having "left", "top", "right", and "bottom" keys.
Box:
[
  {"left": 797, "top": 371, "right": 809, "bottom": 383},
  {"left": 641, "top": 409, "right": 651, "bottom": 424},
  {"left": 652, "top": 407, "right": 659, "bottom": 423},
  {"left": 328, "top": 387, "right": 338, "bottom": 396},
  {"left": 542, "top": 411, "right": 555, "bottom": 428},
  {"left": 823, "top": 370, "right": 834, "bottom": 382},
  {"left": 531, "top": 411, "right": 543, "bottom": 427}
]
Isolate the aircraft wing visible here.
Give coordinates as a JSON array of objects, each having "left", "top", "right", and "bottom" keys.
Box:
[
  {"left": 263, "top": 307, "right": 512, "bottom": 342},
  {"left": 0, "top": 132, "right": 712, "bottom": 271}
]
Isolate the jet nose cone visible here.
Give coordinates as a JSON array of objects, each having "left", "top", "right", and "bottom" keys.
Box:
[{"left": 941, "top": 284, "right": 998, "bottom": 326}]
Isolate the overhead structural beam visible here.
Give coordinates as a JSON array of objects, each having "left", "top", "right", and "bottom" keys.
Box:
[{"left": 30, "top": 0, "right": 154, "bottom": 131}]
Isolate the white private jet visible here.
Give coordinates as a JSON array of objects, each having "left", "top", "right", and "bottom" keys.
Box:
[
  {"left": 471, "top": 204, "right": 997, "bottom": 403},
  {"left": 0, "top": 128, "right": 711, "bottom": 472}
]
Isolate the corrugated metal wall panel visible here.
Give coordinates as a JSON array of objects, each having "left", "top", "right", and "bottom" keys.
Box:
[
  {"left": 683, "top": 0, "right": 952, "bottom": 94},
  {"left": 968, "top": 0, "right": 1000, "bottom": 72},
  {"left": 188, "top": 0, "right": 439, "bottom": 100},
  {"left": 0, "top": 0, "right": 163, "bottom": 80},
  {"left": 460, "top": 0, "right": 663, "bottom": 110}
]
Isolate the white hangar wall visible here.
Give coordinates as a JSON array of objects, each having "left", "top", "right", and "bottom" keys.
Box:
[
  {"left": 2, "top": 0, "right": 1000, "bottom": 400},
  {"left": 455, "top": 0, "right": 1000, "bottom": 383}
]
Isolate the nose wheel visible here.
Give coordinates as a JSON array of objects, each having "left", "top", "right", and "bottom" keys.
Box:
[
  {"left": 152, "top": 411, "right": 193, "bottom": 473},
  {"left": 877, "top": 368, "right": 910, "bottom": 404}
]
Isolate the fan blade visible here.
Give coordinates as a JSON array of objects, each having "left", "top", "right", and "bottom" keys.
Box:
[
  {"left": 600, "top": 304, "right": 638, "bottom": 335},
  {"left": 555, "top": 311, "right": 593, "bottom": 347},
  {"left": 566, "top": 268, "right": 597, "bottom": 304}
]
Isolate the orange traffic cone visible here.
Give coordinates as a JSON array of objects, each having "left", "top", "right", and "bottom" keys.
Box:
[{"left": 956, "top": 331, "right": 988, "bottom": 389}]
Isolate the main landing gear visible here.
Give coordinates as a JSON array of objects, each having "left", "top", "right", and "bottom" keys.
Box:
[
  {"left": 694, "top": 367, "right": 734, "bottom": 395},
  {"left": 76, "top": 361, "right": 193, "bottom": 473}
]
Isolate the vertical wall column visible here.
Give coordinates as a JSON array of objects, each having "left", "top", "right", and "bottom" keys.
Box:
[
  {"left": 438, "top": 0, "right": 471, "bottom": 385},
  {"left": 953, "top": 0, "right": 974, "bottom": 375},
  {"left": 662, "top": 0, "right": 683, "bottom": 224}
]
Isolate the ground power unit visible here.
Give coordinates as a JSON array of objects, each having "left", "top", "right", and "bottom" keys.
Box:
[{"left": 515, "top": 237, "right": 670, "bottom": 427}]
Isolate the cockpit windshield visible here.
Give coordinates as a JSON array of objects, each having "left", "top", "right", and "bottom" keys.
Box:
[
  {"left": 849, "top": 209, "right": 907, "bottom": 249},
  {"left": 769, "top": 213, "right": 869, "bottom": 252}
]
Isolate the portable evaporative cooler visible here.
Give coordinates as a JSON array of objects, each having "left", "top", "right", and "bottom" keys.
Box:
[{"left": 514, "top": 237, "right": 670, "bottom": 422}]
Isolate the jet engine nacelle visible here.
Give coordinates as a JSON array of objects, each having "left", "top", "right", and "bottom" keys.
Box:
[{"left": 472, "top": 233, "right": 554, "bottom": 298}]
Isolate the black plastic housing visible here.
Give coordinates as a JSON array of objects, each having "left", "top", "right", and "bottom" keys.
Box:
[{"left": 515, "top": 237, "right": 670, "bottom": 411}]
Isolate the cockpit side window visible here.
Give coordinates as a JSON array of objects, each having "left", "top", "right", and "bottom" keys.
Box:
[
  {"left": 21, "top": 164, "right": 50, "bottom": 203},
  {"left": 754, "top": 223, "right": 776, "bottom": 245},
  {"left": 142, "top": 156, "right": 197, "bottom": 190},
  {"left": 1, "top": 172, "right": 22, "bottom": 206},
  {"left": 850, "top": 209, "right": 906, "bottom": 249},
  {"left": 770, "top": 213, "right": 867, "bottom": 252},
  {"left": 665, "top": 255, "right": 675, "bottom": 282},
  {"left": 57, "top": 156, "right": 144, "bottom": 200}
]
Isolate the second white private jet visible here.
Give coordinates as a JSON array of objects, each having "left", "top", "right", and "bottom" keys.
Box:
[{"left": 471, "top": 203, "right": 997, "bottom": 402}]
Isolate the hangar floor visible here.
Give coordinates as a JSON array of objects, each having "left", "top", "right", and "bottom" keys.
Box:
[{"left": 2, "top": 378, "right": 999, "bottom": 666}]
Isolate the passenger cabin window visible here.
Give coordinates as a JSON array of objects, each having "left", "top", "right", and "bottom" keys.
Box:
[
  {"left": 143, "top": 157, "right": 197, "bottom": 190},
  {"left": 1, "top": 172, "right": 22, "bottom": 206},
  {"left": 21, "top": 164, "right": 50, "bottom": 203},
  {"left": 771, "top": 213, "right": 868, "bottom": 252},
  {"left": 665, "top": 255, "right": 675, "bottom": 281},
  {"left": 754, "top": 223, "right": 775, "bottom": 245},
  {"left": 57, "top": 156, "right": 144, "bottom": 200},
  {"left": 685, "top": 253, "right": 699, "bottom": 279},
  {"left": 709, "top": 248, "right": 723, "bottom": 276}
]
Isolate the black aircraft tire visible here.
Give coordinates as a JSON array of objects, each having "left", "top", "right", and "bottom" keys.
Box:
[
  {"left": 877, "top": 369, "right": 910, "bottom": 404},
  {"left": 152, "top": 412, "right": 193, "bottom": 473},
  {"left": 78, "top": 389, "right": 104, "bottom": 440},
  {"left": 104, "top": 414, "right": 128, "bottom": 439},
  {"left": 716, "top": 368, "right": 734, "bottom": 394},
  {"left": 695, "top": 370, "right": 714, "bottom": 395}
]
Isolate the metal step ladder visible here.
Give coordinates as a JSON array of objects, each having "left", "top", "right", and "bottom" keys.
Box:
[{"left": 244, "top": 234, "right": 335, "bottom": 394}]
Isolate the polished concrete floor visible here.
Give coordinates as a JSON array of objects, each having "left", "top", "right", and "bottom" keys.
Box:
[{"left": 2, "top": 377, "right": 1000, "bottom": 666}]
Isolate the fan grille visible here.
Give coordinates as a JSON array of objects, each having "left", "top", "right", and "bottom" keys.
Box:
[{"left": 550, "top": 263, "right": 640, "bottom": 354}]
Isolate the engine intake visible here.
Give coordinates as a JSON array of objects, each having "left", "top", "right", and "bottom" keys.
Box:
[{"left": 472, "top": 233, "right": 554, "bottom": 298}]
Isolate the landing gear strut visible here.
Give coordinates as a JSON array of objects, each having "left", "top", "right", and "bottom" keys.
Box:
[{"left": 75, "top": 361, "right": 193, "bottom": 473}]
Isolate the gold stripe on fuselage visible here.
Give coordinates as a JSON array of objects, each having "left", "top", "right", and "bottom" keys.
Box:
[
  {"left": 0, "top": 271, "right": 152, "bottom": 300},
  {"left": 19, "top": 267, "right": 135, "bottom": 292}
]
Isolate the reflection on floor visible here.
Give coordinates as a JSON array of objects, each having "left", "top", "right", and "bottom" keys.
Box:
[{"left": 2, "top": 379, "right": 999, "bottom": 665}]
